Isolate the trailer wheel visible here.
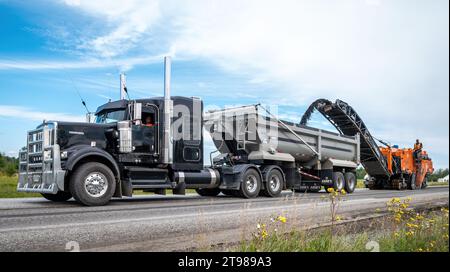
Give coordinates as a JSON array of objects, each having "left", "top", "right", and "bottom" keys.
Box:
[
  {"left": 239, "top": 168, "right": 261, "bottom": 198},
  {"left": 329, "top": 172, "right": 345, "bottom": 192},
  {"left": 344, "top": 172, "right": 356, "bottom": 193},
  {"left": 41, "top": 191, "right": 72, "bottom": 202},
  {"left": 196, "top": 188, "right": 221, "bottom": 197},
  {"left": 261, "top": 168, "right": 284, "bottom": 197},
  {"left": 69, "top": 162, "right": 116, "bottom": 206}
]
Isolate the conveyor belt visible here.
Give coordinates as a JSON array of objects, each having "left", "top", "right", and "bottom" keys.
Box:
[{"left": 300, "top": 99, "right": 391, "bottom": 178}]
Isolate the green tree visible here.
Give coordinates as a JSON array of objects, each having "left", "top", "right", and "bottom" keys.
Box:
[
  {"left": 356, "top": 166, "right": 366, "bottom": 180},
  {"left": 4, "top": 164, "right": 16, "bottom": 177}
]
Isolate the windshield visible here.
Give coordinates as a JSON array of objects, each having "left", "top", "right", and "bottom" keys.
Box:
[{"left": 95, "top": 110, "right": 126, "bottom": 124}]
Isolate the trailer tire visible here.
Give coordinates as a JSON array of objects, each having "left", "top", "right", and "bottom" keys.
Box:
[
  {"left": 344, "top": 172, "right": 356, "bottom": 193},
  {"left": 261, "top": 168, "right": 284, "bottom": 197},
  {"left": 330, "top": 172, "right": 345, "bottom": 192},
  {"left": 69, "top": 162, "right": 116, "bottom": 206},
  {"left": 239, "top": 168, "right": 261, "bottom": 198},
  {"left": 41, "top": 191, "right": 72, "bottom": 202},
  {"left": 196, "top": 188, "right": 221, "bottom": 197}
]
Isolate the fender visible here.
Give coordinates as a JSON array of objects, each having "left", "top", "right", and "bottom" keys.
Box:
[
  {"left": 65, "top": 146, "right": 120, "bottom": 180},
  {"left": 219, "top": 164, "right": 262, "bottom": 190},
  {"left": 260, "top": 165, "right": 286, "bottom": 190}
]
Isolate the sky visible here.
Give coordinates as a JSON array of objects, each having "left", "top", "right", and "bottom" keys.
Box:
[{"left": 0, "top": 0, "right": 448, "bottom": 169}]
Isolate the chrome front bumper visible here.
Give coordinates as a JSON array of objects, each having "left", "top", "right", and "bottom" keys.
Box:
[{"left": 17, "top": 122, "right": 66, "bottom": 194}]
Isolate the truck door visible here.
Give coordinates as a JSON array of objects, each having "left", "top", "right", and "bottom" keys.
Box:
[{"left": 132, "top": 104, "right": 159, "bottom": 156}]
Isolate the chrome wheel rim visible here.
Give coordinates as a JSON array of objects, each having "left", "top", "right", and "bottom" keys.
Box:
[
  {"left": 84, "top": 172, "right": 108, "bottom": 198},
  {"left": 269, "top": 174, "right": 280, "bottom": 192},
  {"left": 245, "top": 174, "right": 258, "bottom": 193}
]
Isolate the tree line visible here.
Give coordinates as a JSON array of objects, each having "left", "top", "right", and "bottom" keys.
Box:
[{"left": 0, "top": 154, "right": 19, "bottom": 176}]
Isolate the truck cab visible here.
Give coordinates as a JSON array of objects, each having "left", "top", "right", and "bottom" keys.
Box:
[{"left": 17, "top": 96, "right": 212, "bottom": 206}]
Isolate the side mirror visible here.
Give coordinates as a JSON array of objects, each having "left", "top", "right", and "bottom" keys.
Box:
[{"left": 133, "top": 102, "right": 142, "bottom": 124}]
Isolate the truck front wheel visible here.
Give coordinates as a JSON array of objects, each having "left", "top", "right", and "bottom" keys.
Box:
[
  {"left": 41, "top": 191, "right": 72, "bottom": 202},
  {"left": 69, "top": 162, "right": 116, "bottom": 206}
]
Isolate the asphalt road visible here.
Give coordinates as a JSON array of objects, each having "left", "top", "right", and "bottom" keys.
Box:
[{"left": 0, "top": 187, "right": 448, "bottom": 252}]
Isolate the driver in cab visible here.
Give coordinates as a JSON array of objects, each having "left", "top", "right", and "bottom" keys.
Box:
[{"left": 143, "top": 115, "right": 156, "bottom": 127}]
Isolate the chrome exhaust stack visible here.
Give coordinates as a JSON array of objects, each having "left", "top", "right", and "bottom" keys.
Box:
[
  {"left": 120, "top": 73, "right": 127, "bottom": 100},
  {"left": 163, "top": 56, "right": 173, "bottom": 164}
]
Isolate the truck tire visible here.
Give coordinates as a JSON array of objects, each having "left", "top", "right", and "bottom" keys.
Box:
[
  {"left": 261, "top": 168, "right": 284, "bottom": 197},
  {"left": 408, "top": 173, "right": 417, "bottom": 190},
  {"left": 328, "top": 171, "right": 345, "bottom": 192},
  {"left": 69, "top": 162, "right": 116, "bottom": 206},
  {"left": 41, "top": 191, "right": 72, "bottom": 202},
  {"left": 239, "top": 168, "right": 261, "bottom": 198},
  {"left": 344, "top": 172, "right": 356, "bottom": 193},
  {"left": 421, "top": 177, "right": 428, "bottom": 189},
  {"left": 196, "top": 188, "right": 221, "bottom": 196}
]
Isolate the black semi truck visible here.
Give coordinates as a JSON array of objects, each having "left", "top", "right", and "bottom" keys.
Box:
[{"left": 17, "top": 57, "right": 361, "bottom": 206}]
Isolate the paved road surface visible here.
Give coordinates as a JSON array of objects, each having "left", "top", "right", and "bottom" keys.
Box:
[{"left": 0, "top": 187, "right": 448, "bottom": 251}]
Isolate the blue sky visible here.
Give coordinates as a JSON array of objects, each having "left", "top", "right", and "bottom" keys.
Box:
[{"left": 0, "top": 0, "right": 448, "bottom": 169}]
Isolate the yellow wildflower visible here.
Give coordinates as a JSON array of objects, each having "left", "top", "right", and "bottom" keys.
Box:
[
  {"left": 277, "top": 216, "right": 287, "bottom": 223},
  {"left": 261, "top": 230, "right": 268, "bottom": 239}
]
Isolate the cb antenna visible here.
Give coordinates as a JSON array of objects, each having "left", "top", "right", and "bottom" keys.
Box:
[{"left": 64, "top": 71, "right": 91, "bottom": 114}]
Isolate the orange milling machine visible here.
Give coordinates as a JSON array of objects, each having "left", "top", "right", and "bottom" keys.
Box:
[{"left": 379, "top": 140, "right": 434, "bottom": 190}]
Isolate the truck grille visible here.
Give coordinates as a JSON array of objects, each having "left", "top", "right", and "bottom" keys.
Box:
[{"left": 18, "top": 122, "right": 58, "bottom": 193}]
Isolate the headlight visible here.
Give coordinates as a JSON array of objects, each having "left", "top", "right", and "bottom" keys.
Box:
[{"left": 60, "top": 151, "right": 68, "bottom": 159}]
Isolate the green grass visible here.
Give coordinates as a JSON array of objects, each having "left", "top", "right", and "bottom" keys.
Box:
[
  {"left": 0, "top": 175, "right": 40, "bottom": 198},
  {"left": 428, "top": 181, "right": 449, "bottom": 187},
  {"left": 238, "top": 208, "right": 449, "bottom": 252}
]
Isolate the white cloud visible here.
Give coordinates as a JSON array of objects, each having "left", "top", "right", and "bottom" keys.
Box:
[
  {"left": 7, "top": 0, "right": 449, "bottom": 167},
  {"left": 0, "top": 54, "right": 164, "bottom": 71},
  {"left": 0, "top": 105, "right": 85, "bottom": 122},
  {"left": 61, "top": 0, "right": 161, "bottom": 58}
]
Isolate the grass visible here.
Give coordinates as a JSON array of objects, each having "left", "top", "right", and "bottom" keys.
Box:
[
  {"left": 0, "top": 175, "right": 40, "bottom": 198},
  {"left": 238, "top": 198, "right": 449, "bottom": 252},
  {"left": 428, "top": 181, "right": 449, "bottom": 187}
]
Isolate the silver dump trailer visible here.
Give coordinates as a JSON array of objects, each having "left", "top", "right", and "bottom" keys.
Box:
[{"left": 202, "top": 104, "right": 360, "bottom": 197}]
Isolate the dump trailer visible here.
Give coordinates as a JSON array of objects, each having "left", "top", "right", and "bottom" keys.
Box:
[
  {"left": 300, "top": 99, "right": 434, "bottom": 190},
  {"left": 203, "top": 104, "right": 360, "bottom": 196},
  {"left": 17, "top": 57, "right": 361, "bottom": 206}
]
